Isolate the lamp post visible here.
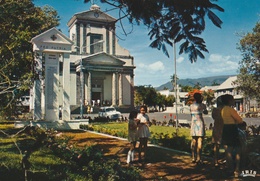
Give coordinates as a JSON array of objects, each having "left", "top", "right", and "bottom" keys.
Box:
[
  {"left": 76, "top": 40, "right": 105, "bottom": 119},
  {"left": 173, "top": 41, "right": 179, "bottom": 133}
]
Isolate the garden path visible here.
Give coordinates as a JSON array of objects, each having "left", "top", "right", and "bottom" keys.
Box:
[{"left": 68, "top": 130, "right": 259, "bottom": 181}]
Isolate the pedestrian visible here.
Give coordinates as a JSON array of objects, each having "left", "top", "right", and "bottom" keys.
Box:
[
  {"left": 211, "top": 95, "right": 224, "bottom": 167},
  {"left": 237, "top": 121, "right": 247, "bottom": 170},
  {"left": 87, "top": 105, "right": 91, "bottom": 114},
  {"left": 221, "top": 94, "right": 243, "bottom": 178},
  {"left": 127, "top": 110, "right": 138, "bottom": 164},
  {"left": 190, "top": 92, "right": 208, "bottom": 164},
  {"left": 136, "top": 105, "right": 151, "bottom": 162}
]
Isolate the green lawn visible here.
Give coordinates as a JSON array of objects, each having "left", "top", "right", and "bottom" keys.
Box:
[{"left": 91, "top": 122, "right": 213, "bottom": 140}]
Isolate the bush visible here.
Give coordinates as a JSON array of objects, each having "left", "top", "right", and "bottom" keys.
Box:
[{"left": 0, "top": 125, "right": 140, "bottom": 180}]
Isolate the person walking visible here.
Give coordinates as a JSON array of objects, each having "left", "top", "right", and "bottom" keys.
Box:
[
  {"left": 137, "top": 105, "right": 151, "bottom": 162},
  {"left": 126, "top": 110, "right": 138, "bottom": 164},
  {"left": 211, "top": 95, "right": 224, "bottom": 167},
  {"left": 221, "top": 94, "right": 243, "bottom": 178},
  {"left": 190, "top": 92, "right": 208, "bottom": 165}
]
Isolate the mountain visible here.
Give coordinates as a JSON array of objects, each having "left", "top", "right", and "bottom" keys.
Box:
[{"left": 156, "top": 75, "right": 236, "bottom": 91}]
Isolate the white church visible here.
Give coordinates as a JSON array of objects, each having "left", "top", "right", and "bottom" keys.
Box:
[{"left": 29, "top": 4, "right": 135, "bottom": 123}]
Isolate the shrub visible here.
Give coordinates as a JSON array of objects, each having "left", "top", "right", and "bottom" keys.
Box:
[{"left": 0, "top": 125, "right": 140, "bottom": 180}]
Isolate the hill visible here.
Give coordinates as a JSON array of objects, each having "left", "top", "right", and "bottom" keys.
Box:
[{"left": 156, "top": 75, "right": 235, "bottom": 91}]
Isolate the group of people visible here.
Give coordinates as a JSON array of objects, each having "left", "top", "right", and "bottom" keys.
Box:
[
  {"left": 190, "top": 92, "right": 244, "bottom": 178},
  {"left": 127, "top": 105, "right": 151, "bottom": 164},
  {"left": 127, "top": 93, "right": 245, "bottom": 178}
]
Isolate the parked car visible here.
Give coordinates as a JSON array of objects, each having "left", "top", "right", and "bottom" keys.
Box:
[{"left": 98, "top": 106, "right": 122, "bottom": 120}]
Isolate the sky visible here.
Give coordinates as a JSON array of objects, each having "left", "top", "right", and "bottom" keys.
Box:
[{"left": 34, "top": 0, "right": 260, "bottom": 87}]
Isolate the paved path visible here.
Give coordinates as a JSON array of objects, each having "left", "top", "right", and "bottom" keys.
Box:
[{"left": 77, "top": 130, "right": 260, "bottom": 180}]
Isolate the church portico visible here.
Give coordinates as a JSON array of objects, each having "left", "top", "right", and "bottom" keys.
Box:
[{"left": 77, "top": 56, "right": 133, "bottom": 107}]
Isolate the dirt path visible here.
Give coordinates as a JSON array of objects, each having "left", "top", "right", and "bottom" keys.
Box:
[{"left": 66, "top": 131, "right": 259, "bottom": 181}]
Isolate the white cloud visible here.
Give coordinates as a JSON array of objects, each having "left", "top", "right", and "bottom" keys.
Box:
[
  {"left": 207, "top": 53, "right": 240, "bottom": 74},
  {"left": 209, "top": 54, "right": 230, "bottom": 62},
  {"left": 136, "top": 61, "right": 165, "bottom": 72},
  {"left": 177, "top": 57, "right": 184, "bottom": 63},
  {"left": 148, "top": 61, "right": 165, "bottom": 71}
]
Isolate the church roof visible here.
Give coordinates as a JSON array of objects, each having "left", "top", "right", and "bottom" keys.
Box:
[
  {"left": 75, "top": 52, "right": 126, "bottom": 67},
  {"left": 31, "top": 27, "right": 73, "bottom": 53},
  {"left": 31, "top": 27, "right": 73, "bottom": 45},
  {"left": 67, "top": 4, "right": 116, "bottom": 27}
]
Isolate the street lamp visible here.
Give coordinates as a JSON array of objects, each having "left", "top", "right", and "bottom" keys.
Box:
[
  {"left": 173, "top": 41, "right": 179, "bottom": 133},
  {"left": 76, "top": 40, "right": 105, "bottom": 119}
]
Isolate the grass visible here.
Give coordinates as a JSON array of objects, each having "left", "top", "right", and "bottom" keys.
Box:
[
  {"left": 91, "top": 122, "right": 213, "bottom": 140},
  {"left": 84, "top": 122, "right": 214, "bottom": 155}
]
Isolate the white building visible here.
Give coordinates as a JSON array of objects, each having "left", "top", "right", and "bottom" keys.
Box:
[
  {"left": 157, "top": 86, "right": 188, "bottom": 106},
  {"left": 67, "top": 5, "right": 135, "bottom": 108},
  {"left": 30, "top": 5, "right": 135, "bottom": 122},
  {"left": 213, "top": 76, "right": 243, "bottom": 111}
]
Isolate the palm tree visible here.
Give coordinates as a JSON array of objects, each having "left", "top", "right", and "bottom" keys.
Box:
[
  {"left": 193, "top": 82, "right": 202, "bottom": 90},
  {"left": 170, "top": 74, "right": 179, "bottom": 83},
  {"left": 202, "top": 90, "right": 215, "bottom": 107}
]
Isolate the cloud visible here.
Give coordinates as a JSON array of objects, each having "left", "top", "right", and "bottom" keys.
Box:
[
  {"left": 149, "top": 61, "right": 165, "bottom": 71},
  {"left": 209, "top": 54, "right": 229, "bottom": 62},
  {"left": 137, "top": 61, "right": 165, "bottom": 72},
  {"left": 174, "top": 53, "right": 241, "bottom": 79},
  {"left": 207, "top": 53, "right": 240, "bottom": 73},
  {"left": 177, "top": 57, "right": 184, "bottom": 63}
]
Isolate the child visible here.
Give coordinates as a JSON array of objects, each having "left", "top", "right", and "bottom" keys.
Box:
[
  {"left": 136, "top": 105, "right": 151, "bottom": 162},
  {"left": 127, "top": 110, "right": 138, "bottom": 164},
  {"left": 211, "top": 95, "right": 224, "bottom": 167}
]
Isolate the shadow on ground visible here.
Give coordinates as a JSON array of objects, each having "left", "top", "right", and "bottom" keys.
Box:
[{"left": 66, "top": 131, "right": 259, "bottom": 181}]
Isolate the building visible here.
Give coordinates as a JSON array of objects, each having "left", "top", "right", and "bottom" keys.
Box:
[
  {"left": 30, "top": 5, "right": 135, "bottom": 122},
  {"left": 157, "top": 85, "right": 188, "bottom": 106},
  {"left": 68, "top": 4, "right": 135, "bottom": 108},
  {"left": 213, "top": 75, "right": 259, "bottom": 113},
  {"left": 213, "top": 76, "right": 243, "bottom": 111}
]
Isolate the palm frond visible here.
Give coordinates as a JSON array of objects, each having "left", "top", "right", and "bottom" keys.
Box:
[{"left": 207, "top": 10, "right": 223, "bottom": 28}]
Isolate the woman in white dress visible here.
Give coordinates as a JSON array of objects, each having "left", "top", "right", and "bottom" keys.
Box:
[
  {"left": 190, "top": 93, "right": 208, "bottom": 164},
  {"left": 136, "top": 105, "right": 151, "bottom": 162}
]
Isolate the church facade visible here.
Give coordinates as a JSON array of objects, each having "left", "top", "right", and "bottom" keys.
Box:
[
  {"left": 68, "top": 4, "right": 135, "bottom": 108},
  {"left": 30, "top": 5, "right": 135, "bottom": 121}
]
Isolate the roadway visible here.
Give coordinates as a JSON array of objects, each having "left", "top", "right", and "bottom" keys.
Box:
[{"left": 86, "top": 111, "right": 260, "bottom": 127}]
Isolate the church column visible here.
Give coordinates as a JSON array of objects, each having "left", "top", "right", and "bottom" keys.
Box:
[
  {"left": 86, "top": 71, "right": 92, "bottom": 105},
  {"left": 80, "top": 63, "right": 85, "bottom": 118},
  {"left": 112, "top": 72, "right": 117, "bottom": 106},
  {"left": 80, "top": 23, "right": 84, "bottom": 54},
  {"left": 130, "top": 74, "right": 134, "bottom": 108},
  {"left": 61, "top": 53, "right": 71, "bottom": 121},
  {"left": 102, "top": 25, "right": 106, "bottom": 53},
  {"left": 118, "top": 73, "right": 123, "bottom": 106},
  {"left": 86, "top": 24, "right": 91, "bottom": 54},
  {"left": 33, "top": 52, "right": 43, "bottom": 121},
  {"left": 111, "top": 29, "right": 116, "bottom": 55},
  {"left": 108, "top": 27, "right": 113, "bottom": 54}
]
